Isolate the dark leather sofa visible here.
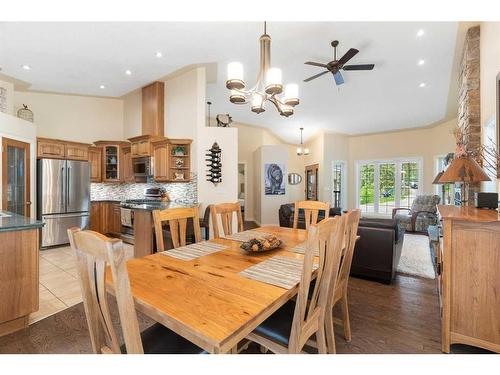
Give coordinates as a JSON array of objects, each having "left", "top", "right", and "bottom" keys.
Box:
[{"left": 278, "top": 204, "right": 404, "bottom": 284}]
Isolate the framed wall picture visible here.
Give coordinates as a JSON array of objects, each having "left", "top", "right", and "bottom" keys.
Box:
[{"left": 265, "top": 163, "right": 286, "bottom": 195}]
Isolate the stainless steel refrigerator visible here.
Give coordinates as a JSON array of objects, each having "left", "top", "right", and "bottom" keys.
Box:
[{"left": 37, "top": 158, "right": 90, "bottom": 247}]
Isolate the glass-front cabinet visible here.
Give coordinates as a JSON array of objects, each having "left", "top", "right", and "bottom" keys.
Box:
[
  {"left": 94, "top": 141, "right": 129, "bottom": 183},
  {"left": 2, "top": 138, "right": 31, "bottom": 216}
]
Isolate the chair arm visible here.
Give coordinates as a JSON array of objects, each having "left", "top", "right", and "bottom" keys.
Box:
[
  {"left": 410, "top": 211, "right": 438, "bottom": 232},
  {"left": 392, "top": 207, "right": 410, "bottom": 219}
]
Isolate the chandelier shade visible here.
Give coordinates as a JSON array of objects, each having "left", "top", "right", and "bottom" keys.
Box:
[{"left": 225, "top": 22, "right": 299, "bottom": 117}]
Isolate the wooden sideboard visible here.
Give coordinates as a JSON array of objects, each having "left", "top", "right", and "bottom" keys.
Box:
[{"left": 438, "top": 205, "right": 500, "bottom": 353}]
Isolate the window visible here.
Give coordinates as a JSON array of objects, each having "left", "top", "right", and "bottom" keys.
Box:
[
  {"left": 332, "top": 161, "right": 346, "bottom": 209},
  {"left": 356, "top": 158, "right": 422, "bottom": 215},
  {"left": 435, "top": 156, "right": 453, "bottom": 205}
]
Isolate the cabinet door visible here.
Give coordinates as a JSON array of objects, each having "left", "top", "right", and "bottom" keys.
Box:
[
  {"left": 153, "top": 143, "right": 169, "bottom": 181},
  {"left": 88, "top": 147, "right": 102, "bottom": 182},
  {"left": 131, "top": 140, "right": 150, "bottom": 157},
  {"left": 109, "top": 203, "right": 122, "bottom": 236},
  {"left": 102, "top": 146, "right": 120, "bottom": 182},
  {"left": 37, "top": 140, "right": 65, "bottom": 159},
  {"left": 66, "top": 144, "right": 89, "bottom": 161},
  {"left": 122, "top": 147, "right": 134, "bottom": 182},
  {"left": 89, "top": 202, "right": 101, "bottom": 232}
]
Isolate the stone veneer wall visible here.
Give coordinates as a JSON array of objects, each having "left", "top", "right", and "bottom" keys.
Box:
[
  {"left": 91, "top": 173, "right": 198, "bottom": 202},
  {"left": 458, "top": 25, "right": 481, "bottom": 202}
]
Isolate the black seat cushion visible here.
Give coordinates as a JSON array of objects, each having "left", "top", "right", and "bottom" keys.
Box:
[
  {"left": 253, "top": 300, "right": 296, "bottom": 347},
  {"left": 120, "top": 323, "right": 207, "bottom": 354}
]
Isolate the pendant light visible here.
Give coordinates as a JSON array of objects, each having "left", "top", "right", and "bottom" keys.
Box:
[{"left": 296, "top": 128, "right": 309, "bottom": 156}]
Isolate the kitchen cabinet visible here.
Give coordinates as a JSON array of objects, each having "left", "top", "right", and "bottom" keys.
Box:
[
  {"left": 88, "top": 146, "right": 102, "bottom": 182},
  {"left": 142, "top": 81, "right": 164, "bottom": 137},
  {"left": 152, "top": 138, "right": 191, "bottom": 182},
  {"left": 107, "top": 203, "right": 122, "bottom": 237},
  {"left": 90, "top": 201, "right": 121, "bottom": 237},
  {"left": 37, "top": 137, "right": 90, "bottom": 160},
  {"left": 89, "top": 201, "right": 102, "bottom": 232},
  {"left": 93, "top": 141, "right": 130, "bottom": 183},
  {"left": 128, "top": 134, "right": 164, "bottom": 158},
  {"left": 121, "top": 146, "right": 134, "bottom": 182}
]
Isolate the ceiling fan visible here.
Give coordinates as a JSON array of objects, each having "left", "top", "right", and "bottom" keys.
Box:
[{"left": 303, "top": 40, "right": 375, "bottom": 85}]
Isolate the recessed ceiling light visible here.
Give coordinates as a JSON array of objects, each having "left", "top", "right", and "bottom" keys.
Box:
[
  {"left": 99, "top": 85, "right": 106, "bottom": 89},
  {"left": 155, "top": 51, "right": 163, "bottom": 58},
  {"left": 418, "top": 59, "right": 425, "bottom": 66},
  {"left": 419, "top": 82, "right": 426, "bottom": 88},
  {"left": 21, "top": 64, "right": 31, "bottom": 70},
  {"left": 125, "top": 70, "right": 132, "bottom": 75},
  {"left": 416, "top": 29, "right": 425, "bottom": 37}
]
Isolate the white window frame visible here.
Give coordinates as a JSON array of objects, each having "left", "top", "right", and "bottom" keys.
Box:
[
  {"left": 331, "top": 160, "right": 347, "bottom": 210},
  {"left": 355, "top": 157, "right": 424, "bottom": 217}
]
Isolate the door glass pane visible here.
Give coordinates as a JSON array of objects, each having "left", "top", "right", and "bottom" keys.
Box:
[
  {"left": 359, "top": 164, "right": 375, "bottom": 213},
  {"left": 400, "top": 162, "right": 419, "bottom": 208},
  {"left": 332, "top": 162, "right": 342, "bottom": 208},
  {"left": 6, "top": 145, "right": 26, "bottom": 215},
  {"left": 105, "top": 146, "right": 118, "bottom": 180},
  {"left": 379, "top": 163, "right": 396, "bottom": 215}
]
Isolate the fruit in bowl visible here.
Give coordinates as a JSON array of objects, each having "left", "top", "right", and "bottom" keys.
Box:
[{"left": 240, "top": 235, "right": 283, "bottom": 253}]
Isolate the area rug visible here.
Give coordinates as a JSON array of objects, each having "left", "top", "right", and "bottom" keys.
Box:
[{"left": 397, "top": 234, "right": 435, "bottom": 279}]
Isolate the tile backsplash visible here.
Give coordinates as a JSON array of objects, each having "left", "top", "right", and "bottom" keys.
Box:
[{"left": 91, "top": 173, "right": 198, "bottom": 202}]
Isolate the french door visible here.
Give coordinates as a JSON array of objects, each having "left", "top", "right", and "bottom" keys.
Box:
[
  {"left": 357, "top": 158, "right": 422, "bottom": 215},
  {"left": 2, "top": 137, "right": 31, "bottom": 216}
]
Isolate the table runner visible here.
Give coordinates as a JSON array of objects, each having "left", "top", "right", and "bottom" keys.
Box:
[
  {"left": 239, "top": 255, "right": 318, "bottom": 289},
  {"left": 222, "top": 229, "right": 273, "bottom": 243},
  {"left": 288, "top": 241, "right": 320, "bottom": 257},
  {"left": 160, "top": 241, "right": 228, "bottom": 261}
]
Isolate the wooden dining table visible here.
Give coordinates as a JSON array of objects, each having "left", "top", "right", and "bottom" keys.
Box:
[{"left": 106, "top": 226, "right": 309, "bottom": 354}]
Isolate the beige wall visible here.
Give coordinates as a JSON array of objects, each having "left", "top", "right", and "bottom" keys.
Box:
[
  {"left": 13, "top": 91, "right": 124, "bottom": 143},
  {"left": 0, "top": 79, "right": 15, "bottom": 115},
  {"left": 346, "top": 119, "right": 457, "bottom": 209},
  {"left": 122, "top": 90, "right": 141, "bottom": 139}
]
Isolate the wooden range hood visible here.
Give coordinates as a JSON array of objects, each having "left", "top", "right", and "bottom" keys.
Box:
[{"left": 142, "top": 81, "right": 165, "bottom": 136}]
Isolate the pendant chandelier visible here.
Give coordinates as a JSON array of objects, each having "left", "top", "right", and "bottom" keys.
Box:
[
  {"left": 296, "top": 127, "right": 309, "bottom": 156},
  {"left": 225, "top": 22, "right": 299, "bottom": 117}
]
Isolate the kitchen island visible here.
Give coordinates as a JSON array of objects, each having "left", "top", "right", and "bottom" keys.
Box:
[
  {"left": 0, "top": 211, "right": 44, "bottom": 336},
  {"left": 120, "top": 200, "right": 198, "bottom": 258}
]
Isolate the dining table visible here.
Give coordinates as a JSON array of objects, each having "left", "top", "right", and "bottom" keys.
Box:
[{"left": 106, "top": 226, "right": 310, "bottom": 354}]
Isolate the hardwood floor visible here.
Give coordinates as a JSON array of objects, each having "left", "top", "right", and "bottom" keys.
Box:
[{"left": 0, "top": 272, "right": 490, "bottom": 354}]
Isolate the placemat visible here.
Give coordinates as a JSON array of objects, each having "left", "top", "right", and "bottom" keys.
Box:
[
  {"left": 160, "top": 241, "right": 228, "bottom": 261},
  {"left": 222, "top": 229, "right": 273, "bottom": 242},
  {"left": 288, "top": 241, "right": 319, "bottom": 257},
  {"left": 239, "top": 255, "right": 318, "bottom": 289}
]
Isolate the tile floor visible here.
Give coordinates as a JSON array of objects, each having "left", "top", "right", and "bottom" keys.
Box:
[{"left": 31, "top": 243, "right": 134, "bottom": 324}]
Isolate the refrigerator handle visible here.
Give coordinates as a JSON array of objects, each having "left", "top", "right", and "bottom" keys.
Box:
[
  {"left": 61, "top": 166, "right": 66, "bottom": 211},
  {"left": 67, "top": 165, "right": 71, "bottom": 207}
]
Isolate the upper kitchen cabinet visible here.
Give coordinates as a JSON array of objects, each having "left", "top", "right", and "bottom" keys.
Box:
[
  {"left": 37, "top": 137, "right": 91, "bottom": 161},
  {"left": 128, "top": 134, "right": 165, "bottom": 158},
  {"left": 121, "top": 146, "right": 135, "bottom": 182},
  {"left": 152, "top": 138, "right": 192, "bottom": 182},
  {"left": 88, "top": 146, "right": 102, "bottom": 182},
  {"left": 142, "top": 81, "right": 164, "bottom": 137},
  {"left": 93, "top": 141, "right": 130, "bottom": 183}
]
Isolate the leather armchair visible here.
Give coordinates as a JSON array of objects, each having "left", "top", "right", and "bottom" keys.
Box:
[{"left": 392, "top": 195, "right": 440, "bottom": 233}]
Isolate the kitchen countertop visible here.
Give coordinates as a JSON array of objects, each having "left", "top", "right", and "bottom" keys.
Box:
[
  {"left": 120, "top": 200, "right": 197, "bottom": 211},
  {"left": 0, "top": 210, "right": 44, "bottom": 233}
]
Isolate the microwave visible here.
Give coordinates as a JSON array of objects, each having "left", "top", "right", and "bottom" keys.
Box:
[{"left": 133, "top": 157, "right": 153, "bottom": 181}]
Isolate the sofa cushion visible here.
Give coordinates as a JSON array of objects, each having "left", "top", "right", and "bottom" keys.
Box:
[{"left": 359, "top": 218, "right": 403, "bottom": 243}]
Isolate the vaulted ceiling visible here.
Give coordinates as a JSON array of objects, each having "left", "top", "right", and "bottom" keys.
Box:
[{"left": 0, "top": 22, "right": 458, "bottom": 143}]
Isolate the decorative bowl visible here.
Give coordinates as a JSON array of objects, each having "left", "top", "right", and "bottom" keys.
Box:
[{"left": 240, "top": 235, "right": 284, "bottom": 253}]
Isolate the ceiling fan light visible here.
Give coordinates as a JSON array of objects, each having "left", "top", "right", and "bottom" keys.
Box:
[
  {"left": 280, "top": 104, "right": 293, "bottom": 117},
  {"left": 296, "top": 147, "right": 303, "bottom": 156},
  {"left": 284, "top": 83, "right": 300, "bottom": 106},
  {"left": 304, "top": 148, "right": 310, "bottom": 155},
  {"left": 265, "top": 67, "right": 283, "bottom": 95},
  {"left": 229, "top": 90, "right": 246, "bottom": 104},
  {"left": 226, "top": 62, "right": 245, "bottom": 90}
]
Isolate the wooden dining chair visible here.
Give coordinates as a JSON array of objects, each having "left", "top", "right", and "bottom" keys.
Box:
[
  {"left": 293, "top": 200, "right": 331, "bottom": 230},
  {"left": 153, "top": 206, "right": 202, "bottom": 251},
  {"left": 325, "top": 209, "right": 361, "bottom": 353},
  {"left": 210, "top": 202, "right": 244, "bottom": 239},
  {"left": 245, "top": 215, "right": 346, "bottom": 354},
  {"left": 67, "top": 227, "right": 205, "bottom": 354}
]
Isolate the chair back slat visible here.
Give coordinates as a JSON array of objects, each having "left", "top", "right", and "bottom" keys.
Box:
[
  {"left": 153, "top": 206, "right": 202, "bottom": 251},
  {"left": 210, "top": 202, "right": 244, "bottom": 238},
  {"left": 68, "top": 228, "right": 143, "bottom": 354},
  {"left": 288, "top": 215, "right": 346, "bottom": 353},
  {"left": 336, "top": 210, "right": 361, "bottom": 290},
  {"left": 292, "top": 201, "right": 330, "bottom": 229}
]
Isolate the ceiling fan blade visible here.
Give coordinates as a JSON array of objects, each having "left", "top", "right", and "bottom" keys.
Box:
[
  {"left": 333, "top": 71, "right": 344, "bottom": 85},
  {"left": 337, "top": 48, "right": 359, "bottom": 66},
  {"left": 343, "top": 64, "right": 375, "bottom": 71},
  {"left": 304, "top": 61, "right": 329, "bottom": 68},
  {"left": 303, "top": 70, "right": 329, "bottom": 82}
]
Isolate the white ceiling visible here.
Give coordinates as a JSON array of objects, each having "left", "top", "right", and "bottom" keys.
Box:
[{"left": 0, "top": 22, "right": 458, "bottom": 143}]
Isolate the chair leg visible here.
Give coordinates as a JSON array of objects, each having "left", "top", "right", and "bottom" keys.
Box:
[
  {"left": 340, "top": 291, "right": 351, "bottom": 342},
  {"left": 325, "top": 310, "right": 336, "bottom": 354},
  {"left": 259, "top": 344, "right": 268, "bottom": 354},
  {"left": 316, "top": 327, "right": 328, "bottom": 354}
]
